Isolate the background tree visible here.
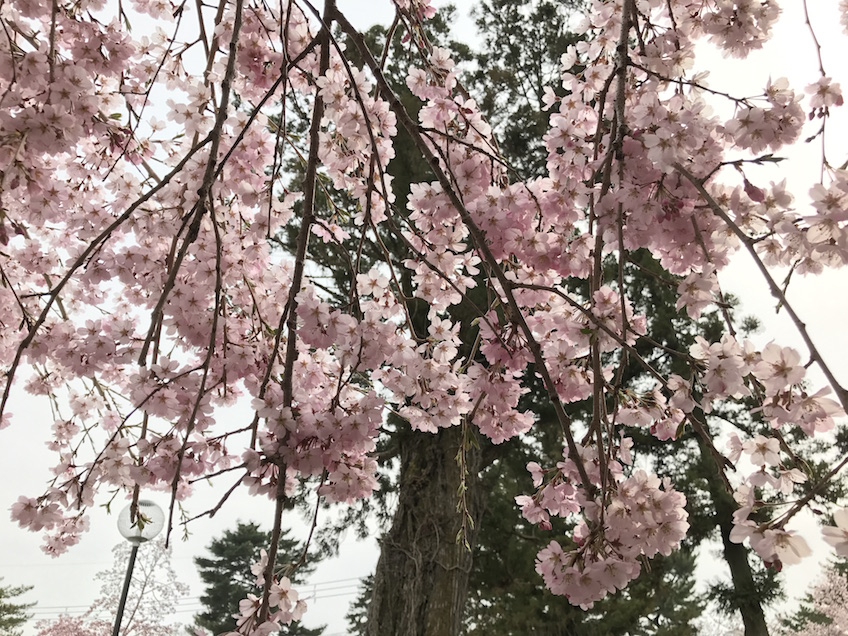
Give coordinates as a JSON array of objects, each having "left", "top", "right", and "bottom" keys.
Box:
[
  {"left": 778, "top": 561, "right": 848, "bottom": 635},
  {"left": 277, "top": 9, "right": 491, "bottom": 635},
  {"left": 34, "top": 539, "right": 186, "bottom": 636},
  {"left": 193, "top": 523, "right": 323, "bottom": 636},
  {"left": 694, "top": 608, "right": 744, "bottom": 636},
  {"left": 339, "top": 2, "right": 818, "bottom": 633},
  {"left": 33, "top": 616, "right": 98, "bottom": 636},
  {"left": 466, "top": 3, "right": 848, "bottom": 633},
  {"left": 0, "top": 578, "right": 34, "bottom": 636},
  {"left": 468, "top": 0, "right": 587, "bottom": 176}
]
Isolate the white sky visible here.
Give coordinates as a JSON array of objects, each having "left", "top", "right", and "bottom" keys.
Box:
[{"left": 3, "top": 1, "right": 848, "bottom": 635}]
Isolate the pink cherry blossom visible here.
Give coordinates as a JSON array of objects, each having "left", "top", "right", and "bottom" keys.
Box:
[
  {"left": 822, "top": 508, "right": 848, "bottom": 556},
  {"left": 806, "top": 76, "right": 844, "bottom": 110},
  {"left": 2, "top": 0, "right": 848, "bottom": 627},
  {"left": 742, "top": 434, "right": 781, "bottom": 467}
]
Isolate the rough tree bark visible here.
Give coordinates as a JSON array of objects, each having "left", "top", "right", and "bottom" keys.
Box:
[{"left": 365, "top": 426, "right": 483, "bottom": 636}]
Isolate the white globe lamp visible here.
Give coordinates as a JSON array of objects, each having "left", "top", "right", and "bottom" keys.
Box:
[
  {"left": 112, "top": 499, "right": 165, "bottom": 636},
  {"left": 117, "top": 499, "right": 165, "bottom": 545}
]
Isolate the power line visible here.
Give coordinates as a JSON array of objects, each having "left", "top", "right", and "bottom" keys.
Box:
[
  {"left": 0, "top": 555, "right": 197, "bottom": 568},
  {"left": 28, "top": 577, "right": 365, "bottom": 621},
  {"left": 30, "top": 574, "right": 367, "bottom": 612}
]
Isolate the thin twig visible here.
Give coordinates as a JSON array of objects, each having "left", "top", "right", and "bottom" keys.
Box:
[{"left": 259, "top": 0, "right": 333, "bottom": 622}]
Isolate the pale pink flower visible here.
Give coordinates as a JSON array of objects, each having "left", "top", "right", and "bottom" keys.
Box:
[
  {"left": 742, "top": 434, "right": 781, "bottom": 467},
  {"left": 526, "top": 462, "right": 546, "bottom": 487},
  {"left": 806, "top": 77, "right": 843, "bottom": 110},
  {"left": 676, "top": 267, "right": 717, "bottom": 319},
  {"left": 516, "top": 495, "right": 550, "bottom": 526},
  {"left": 772, "top": 529, "right": 812, "bottom": 565},
  {"left": 428, "top": 47, "right": 454, "bottom": 72},
  {"left": 822, "top": 508, "right": 848, "bottom": 556},
  {"left": 726, "top": 433, "right": 743, "bottom": 463},
  {"left": 842, "top": 0, "right": 848, "bottom": 35},
  {"left": 793, "top": 388, "right": 844, "bottom": 436},
  {"left": 775, "top": 468, "right": 806, "bottom": 495},
  {"left": 753, "top": 343, "right": 805, "bottom": 393}
]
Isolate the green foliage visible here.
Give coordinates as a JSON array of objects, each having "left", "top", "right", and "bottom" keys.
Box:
[
  {"left": 0, "top": 577, "right": 34, "bottom": 636},
  {"left": 780, "top": 605, "right": 833, "bottom": 636},
  {"left": 343, "top": 574, "right": 372, "bottom": 635},
  {"left": 193, "top": 523, "right": 323, "bottom": 636},
  {"left": 470, "top": 0, "right": 586, "bottom": 177},
  {"left": 459, "top": 367, "right": 706, "bottom": 635},
  {"left": 283, "top": 1, "right": 840, "bottom": 632},
  {"left": 706, "top": 559, "right": 784, "bottom": 616},
  {"left": 463, "top": 447, "right": 705, "bottom": 636}
]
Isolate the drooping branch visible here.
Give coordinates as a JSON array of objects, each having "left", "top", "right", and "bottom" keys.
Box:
[
  {"left": 138, "top": 0, "right": 248, "bottom": 367},
  {"left": 335, "top": 7, "right": 594, "bottom": 493},
  {"left": 258, "top": 0, "right": 333, "bottom": 623},
  {"left": 675, "top": 162, "right": 848, "bottom": 413}
]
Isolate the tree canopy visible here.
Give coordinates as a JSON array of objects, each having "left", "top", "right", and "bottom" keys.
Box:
[
  {"left": 34, "top": 540, "right": 186, "bottom": 636},
  {"left": 2, "top": 1, "right": 848, "bottom": 635}
]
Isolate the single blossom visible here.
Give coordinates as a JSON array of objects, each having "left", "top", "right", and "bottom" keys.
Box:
[
  {"left": 822, "top": 508, "right": 848, "bottom": 557},
  {"left": 742, "top": 435, "right": 781, "bottom": 467}
]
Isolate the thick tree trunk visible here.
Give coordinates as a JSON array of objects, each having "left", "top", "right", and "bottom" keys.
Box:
[
  {"left": 365, "top": 426, "right": 483, "bottom": 636},
  {"left": 697, "top": 437, "right": 770, "bottom": 636}
]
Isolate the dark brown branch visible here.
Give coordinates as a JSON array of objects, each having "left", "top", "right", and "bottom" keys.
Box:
[
  {"left": 259, "top": 0, "right": 333, "bottom": 623},
  {"left": 138, "top": 0, "right": 247, "bottom": 366}
]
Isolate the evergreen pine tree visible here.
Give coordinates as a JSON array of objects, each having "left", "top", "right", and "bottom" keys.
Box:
[
  {"left": 277, "top": 3, "right": 846, "bottom": 634},
  {"left": 193, "top": 523, "right": 323, "bottom": 636},
  {"left": 320, "top": 2, "right": 708, "bottom": 633},
  {"left": 0, "top": 578, "right": 34, "bottom": 636},
  {"left": 337, "top": 3, "right": 708, "bottom": 631}
]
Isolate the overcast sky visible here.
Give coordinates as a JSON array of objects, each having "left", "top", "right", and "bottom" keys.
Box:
[{"left": 3, "top": 1, "right": 848, "bottom": 635}]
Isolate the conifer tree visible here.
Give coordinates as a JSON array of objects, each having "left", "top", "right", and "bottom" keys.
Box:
[
  {"left": 340, "top": 3, "right": 847, "bottom": 634},
  {"left": 339, "top": 3, "right": 708, "bottom": 632},
  {"left": 0, "top": 578, "right": 34, "bottom": 636},
  {"left": 193, "top": 523, "right": 323, "bottom": 636}
]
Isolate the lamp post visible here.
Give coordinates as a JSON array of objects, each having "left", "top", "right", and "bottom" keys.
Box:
[{"left": 111, "top": 499, "right": 165, "bottom": 636}]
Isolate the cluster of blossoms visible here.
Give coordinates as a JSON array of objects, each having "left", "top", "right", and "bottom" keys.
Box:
[
  {"left": 700, "top": 0, "right": 780, "bottom": 57},
  {"left": 526, "top": 454, "right": 689, "bottom": 608},
  {"left": 843, "top": 0, "right": 848, "bottom": 36},
  {"left": 218, "top": 549, "right": 306, "bottom": 634},
  {"left": 1, "top": 0, "right": 848, "bottom": 627}
]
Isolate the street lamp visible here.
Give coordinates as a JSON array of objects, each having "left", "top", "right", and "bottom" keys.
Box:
[{"left": 111, "top": 499, "right": 165, "bottom": 636}]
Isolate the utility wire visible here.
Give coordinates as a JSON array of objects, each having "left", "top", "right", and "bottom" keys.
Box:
[{"left": 27, "top": 575, "right": 365, "bottom": 620}]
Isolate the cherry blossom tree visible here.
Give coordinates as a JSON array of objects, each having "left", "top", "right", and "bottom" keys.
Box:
[
  {"left": 778, "top": 562, "right": 848, "bottom": 636},
  {"left": 3, "top": 0, "right": 848, "bottom": 634},
  {"left": 33, "top": 539, "right": 186, "bottom": 636}
]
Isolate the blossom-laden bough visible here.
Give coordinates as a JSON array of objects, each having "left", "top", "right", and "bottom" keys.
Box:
[{"left": 1, "top": 0, "right": 848, "bottom": 629}]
